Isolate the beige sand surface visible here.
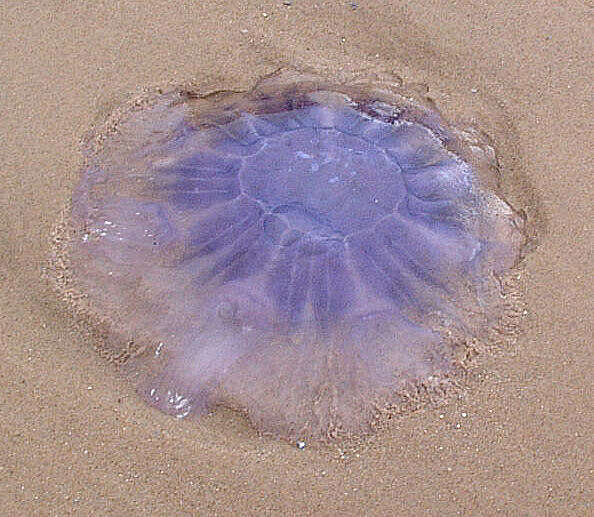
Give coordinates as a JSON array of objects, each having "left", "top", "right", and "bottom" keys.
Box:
[{"left": 1, "top": 1, "right": 592, "bottom": 515}]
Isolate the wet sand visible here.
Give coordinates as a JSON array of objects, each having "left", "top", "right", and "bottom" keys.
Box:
[{"left": 1, "top": 1, "right": 591, "bottom": 515}]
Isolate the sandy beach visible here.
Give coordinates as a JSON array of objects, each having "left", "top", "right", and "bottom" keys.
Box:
[{"left": 1, "top": 1, "right": 592, "bottom": 515}]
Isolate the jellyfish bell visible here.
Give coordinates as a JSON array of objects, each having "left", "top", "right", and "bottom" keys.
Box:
[{"left": 53, "top": 69, "right": 528, "bottom": 440}]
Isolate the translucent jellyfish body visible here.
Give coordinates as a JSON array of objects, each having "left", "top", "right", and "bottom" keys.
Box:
[{"left": 61, "top": 71, "right": 526, "bottom": 440}]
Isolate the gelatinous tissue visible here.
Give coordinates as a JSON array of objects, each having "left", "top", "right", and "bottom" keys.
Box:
[{"left": 52, "top": 70, "right": 528, "bottom": 440}]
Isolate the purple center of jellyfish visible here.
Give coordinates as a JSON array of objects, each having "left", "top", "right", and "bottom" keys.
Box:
[
  {"left": 163, "top": 107, "right": 476, "bottom": 333},
  {"left": 70, "top": 82, "right": 524, "bottom": 439}
]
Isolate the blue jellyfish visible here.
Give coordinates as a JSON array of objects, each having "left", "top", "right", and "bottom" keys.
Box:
[{"left": 61, "top": 70, "right": 526, "bottom": 440}]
